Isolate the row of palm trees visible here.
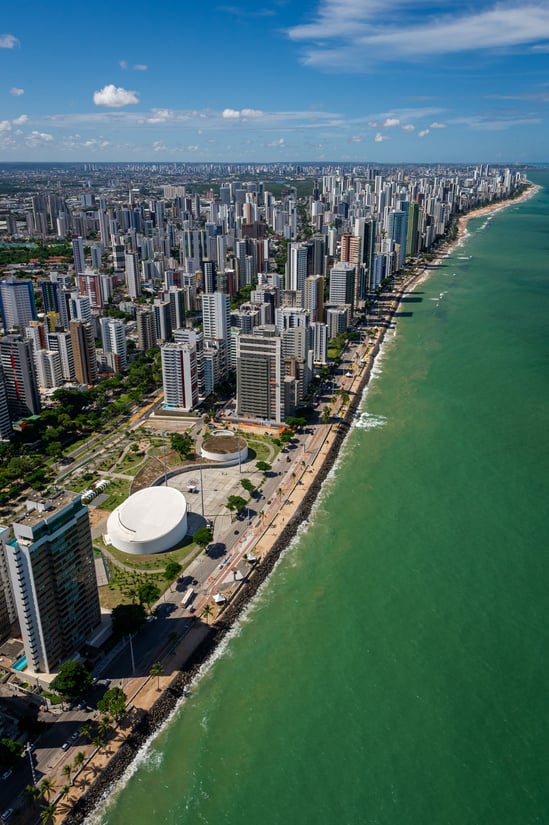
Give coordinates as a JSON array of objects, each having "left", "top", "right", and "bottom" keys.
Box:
[
  {"left": 23, "top": 713, "right": 119, "bottom": 823},
  {"left": 25, "top": 749, "right": 86, "bottom": 823}
]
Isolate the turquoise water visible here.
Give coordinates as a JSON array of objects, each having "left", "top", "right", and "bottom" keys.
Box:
[
  {"left": 12, "top": 656, "right": 27, "bottom": 671},
  {"left": 97, "top": 173, "right": 549, "bottom": 825}
]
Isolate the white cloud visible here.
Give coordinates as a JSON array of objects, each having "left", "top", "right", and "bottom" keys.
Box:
[
  {"left": 133, "top": 64, "right": 148, "bottom": 71},
  {"left": 9, "top": 87, "right": 24, "bottom": 96},
  {"left": 12, "top": 114, "right": 28, "bottom": 125},
  {"left": 450, "top": 114, "right": 542, "bottom": 131},
  {"left": 368, "top": 120, "right": 379, "bottom": 128},
  {"left": 26, "top": 131, "right": 54, "bottom": 146},
  {"left": 119, "top": 60, "right": 128, "bottom": 69},
  {"left": 383, "top": 117, "right": 400, "bottom": 127},
  {"left": 430, "top": 121, "right": 447, "bottom": 128},
  {"left": 374, "top": 132, "right": 389, "bottom": 142},
  {"left": 222, "top": 107, "right": 263, "bottom": 119},
  {"left": 93, "top": 85, "right": 139, "bottom": 107},
  {"left": 418, "top": 129, "right": 430, "bottom": 137},
  {"left": 0, "top": 121, "right": 11, "bottom": 132},
  {"left": 0, "top": 34, "right": 19, "bottom": 49},
  {"left": 287, "top": 1, "right": 549, "bottom": 69},
  {"left": 267, "top": 137, "right": 285, "bottom": 146},
  {"left": 401, "top": 123, "right": 415, "bottom": 132},
  {"left": 145, "top": 109, "right": 177, "bottom": 124},
  {"left": 350, "top": 134, "right": 364, "bottom": 142}
]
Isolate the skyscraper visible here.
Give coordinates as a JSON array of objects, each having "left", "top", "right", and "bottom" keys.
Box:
[
  {"left": 161, "top": 343, "right": 199, "bottom": 411},
  {"left": 5, "top": 492, "right": 101, "bottom": 673},
  {"left": 71, "top": 236, "right": 85, "bottom": 276},
  {"left": 137, "top": 308, "right": 156, "bottom": 352},
  {"left": 236, "top": 328, "right": 283, "bottom": 423},
  {"left": 329, "top": 262, "right": 355, "bottom": 309},
  {"left": 70, "top": 321, "right": 98, "bottom": 386},
  {"left": 304, "top": 275, "right": 325, "bottom": 323},
  {"left": 0, "top": 335, "right": 41, "bottom": 420},
  {"left": 0, "top": 276, "right": 38, "bottom": 333},
  {"left": 99, "top": 318, "right": 127, "bottom": 373}
]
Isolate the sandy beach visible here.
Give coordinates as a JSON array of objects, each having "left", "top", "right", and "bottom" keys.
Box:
[{"left": 56, "top": 181, "right": 539, "bottom": 825}]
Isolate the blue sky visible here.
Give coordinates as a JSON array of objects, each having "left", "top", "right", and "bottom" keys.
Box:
[{"left": 1, "top": 0, "right": 548, "bottom": 162}]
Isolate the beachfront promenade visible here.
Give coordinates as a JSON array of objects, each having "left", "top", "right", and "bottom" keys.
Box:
[{"left": 53, "top": 184, "right": 539, "bottom": 825}]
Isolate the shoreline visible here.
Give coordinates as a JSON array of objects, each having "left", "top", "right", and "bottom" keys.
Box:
[{"left": 60, "top": 182, "right": 539, "bottom": 825}]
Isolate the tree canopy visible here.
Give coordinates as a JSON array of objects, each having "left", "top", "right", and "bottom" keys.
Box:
[
  {"left": 50, "top": 660, "right": 92, "bottom": 699},
  {"left": 255, "top": 461, "right": 272, "bottom": 473},
  {"left": 136, "top": 582, "right": 161, "bottom": 611},
  {"left": 226, "top": 495, "right": 247, "bottom": 512},
  {"left": 111, "top": 602, "right": 146, "bottom": 637},
  {"left": 0, "top": 737, "right": 24, "bottom": 769},
  {"left": 164, "top": 561, "right": 182, "bottom": 582},
  {"left": 193, "top": 527, "right": 213, "bottom": 548},
  {"left": 97, "top": 687, "right": 127, "bottom": 722}
]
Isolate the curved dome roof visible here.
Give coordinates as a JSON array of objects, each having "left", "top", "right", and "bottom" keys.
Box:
[{"left": 107, "top": 487, "right": 188, "bottom": 555}]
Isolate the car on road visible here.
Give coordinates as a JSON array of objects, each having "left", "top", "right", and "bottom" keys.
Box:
[
  {"left": 2, "top": 807, "right": 13, "bottom": 820},
  {"left": 62, "top": 741, "right": 70, "bottom": 751},
  {"left": 1, "top": 770, "right": 12, "bottom": 781}
]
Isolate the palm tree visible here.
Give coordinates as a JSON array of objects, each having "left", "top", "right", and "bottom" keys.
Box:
[
  {"left": 61, "top": 762, "right": 72, "bottom": 784},
  {"left": 40, "top": 803, "right": 57, "bottom": 825},
  {"left": 80, "top": 722, "right": 93, "bottom": 741},
  {"left": 58, "top": 784, "right": 72, "bottom": 814},
  {"left": 73, "top": 750, "right": 85, "bottom": 773},
  {"left": 98, "top": 716, "right": 113, "bottom": 745},
  {"left": 150, "top": 662, "right": 163, "bottom": 691},
  {"left": 39, "top": 777, "right": 55, "bottom": 802},
  {"left": 92, "top": 735, "right": 104, "bottom": 754},
  {"left": 201, "top": 603, "right": 214, "bottom": 624},
  {"left": 24, "top": 784, "right": 40, "bottom": 809}
]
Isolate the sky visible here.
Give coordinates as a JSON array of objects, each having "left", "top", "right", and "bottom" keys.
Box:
[{"left": 1, "top": 0, "right": 548, "bottom": 163}]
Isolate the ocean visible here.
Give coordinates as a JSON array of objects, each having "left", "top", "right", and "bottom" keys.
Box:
[{"left": 94, "top": 170, "right": 549, "bottom": 825}]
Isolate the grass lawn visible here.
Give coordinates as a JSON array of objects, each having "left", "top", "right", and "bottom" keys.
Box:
[
  {"left": 98, "top": 534, "right": 198, "bottom": 572},
  {"left": 101, "top": 478, "right": 131, "bottom": 509}
]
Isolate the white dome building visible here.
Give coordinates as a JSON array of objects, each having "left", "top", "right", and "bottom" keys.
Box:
[{"left": 107, "top": 487, "right": 188, "bottom": 555}]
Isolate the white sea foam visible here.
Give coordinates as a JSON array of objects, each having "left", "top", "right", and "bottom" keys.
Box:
[{"left": 354, "top": 411, "right": 387, "bottom": 431}]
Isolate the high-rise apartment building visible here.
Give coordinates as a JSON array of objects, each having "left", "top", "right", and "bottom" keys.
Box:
[
  {"left": 201, "top": 292, "right": 230, "bottom": 342},
  {"left": 329, "top": 262, "right": 355, "bottom": 310},
  {"left": 71, "top": 236, "right": 85, "bottom": 276},
  {"left": 0, "top": 368, "right": 13, "bottom": 439},
  {"left": 0, "top": 276, "right": 38, "bottom": 333},
  {"left": 99, "top": 318, "right": 127, "bottom": 373},
  {"left": 125, "top": 251, "right": 141, "bottom": 299},
  {"left": 304, "top": 275, "right": 325, "bottom": 323},
  {"left": 34, "top": 349, "right": 63, "bottom": 389},
  {"left": 236, "top": 327, "right": 283, "bottom": 423},
  {"left": 0, "top": 335, "right": 41, "bottom": 420},
  {"left": 161, "top": 343, "right": 199, "bottom": 411},
  {"left": 47, "top": 332, "right": 74, "bottom": 381},
  {"left": 69, "top": 321, "right": 98, "bottom": 386},
  {"left": 137, "top": 308, "right": 156, "bottom": 352},
  {"left": 4, "top": 492, "right": 101, "bottom": 673}
]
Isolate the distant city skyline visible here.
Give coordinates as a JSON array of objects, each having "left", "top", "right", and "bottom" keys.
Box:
[{"left": 1, "top": 0, "right": 548, "bottom": 163}]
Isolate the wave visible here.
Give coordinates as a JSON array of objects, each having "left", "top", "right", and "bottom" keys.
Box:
[{"left": 353, "top": 411, "right": 388, "bottom": 431}]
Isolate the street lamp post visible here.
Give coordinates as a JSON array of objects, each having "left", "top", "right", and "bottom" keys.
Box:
[
  {"left": 199, "top": 450, "right": 205, "bottom": 519},
  {"left": 26, "top": 741, "right": 37, "bottom": 785},
  {"left": 127, "top": 634, "right": 136, "bottom": 676}
]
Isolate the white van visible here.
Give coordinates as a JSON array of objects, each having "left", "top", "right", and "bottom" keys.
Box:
[{"left": 181, "top": 589, "right": 195, "bottom": 608}]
